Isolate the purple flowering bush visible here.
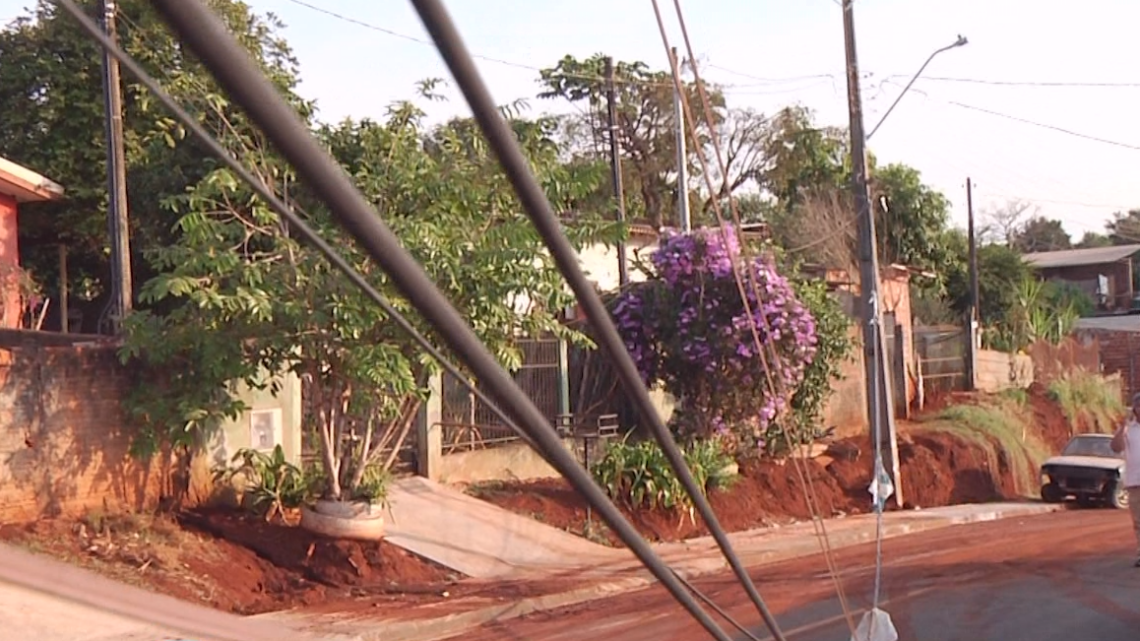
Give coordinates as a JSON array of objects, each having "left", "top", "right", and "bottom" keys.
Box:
[{"left": 611, "top": 226, "right": 819, "bottom": 448}]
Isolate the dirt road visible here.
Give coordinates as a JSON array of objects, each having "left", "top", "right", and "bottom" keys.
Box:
[{"left": 449, "top": 509, "right": 1139, "bottom": 641}]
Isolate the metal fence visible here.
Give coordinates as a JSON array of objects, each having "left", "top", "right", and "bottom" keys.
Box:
[
  {"left": 439, "top": 336, "right": 565, "bottom": 453},
  {"left": 915, "top": 324, "right": 967, "bottom": 395}
]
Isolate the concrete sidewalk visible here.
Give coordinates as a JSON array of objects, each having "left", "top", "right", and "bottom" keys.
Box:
[
  {"left": 385, "top": 476, "right": 623, "bottom": 578},
  {"left": 270, "top": 501, "right": 1064, "bottom": 641}
]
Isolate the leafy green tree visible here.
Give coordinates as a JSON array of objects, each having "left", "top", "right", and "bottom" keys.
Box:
[
  {"left": 871, "top": 163, "right": 956, "bottom": 276},
  {"left": 0, "top": 0, "right": 303, "bottom": 329},
  {"left": 946, "top": 243, "right": 1031, "bottom": 327},
  {"left": 1107, "top": 209, "right": 1140, "bottom": 245},
  {"left": 1076, "top": 231, "right": 1113, "bottom": 249},
  {"left": 1011, "top": 216, "right": 1072, "bottom": 253},
  {"left": 757, "top": 106, "right": 848, "bottom": 213},
  {"left": 538, "top": 54, "right": 725, "bottom": 229},
  {"left": 121, "top": 93, "right": 618, "bottom": 502}
]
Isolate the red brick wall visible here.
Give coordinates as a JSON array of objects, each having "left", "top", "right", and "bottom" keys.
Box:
[
  {"left": 1080, "top": 329, "right": 1137, "bottom": 401},
  {"left": 0, "top": 330, "right": 170, "bottom": 522}
]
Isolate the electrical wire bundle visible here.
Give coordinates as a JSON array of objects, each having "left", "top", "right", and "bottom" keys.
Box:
[{"left": 5, "top": 1, "right": 901, "bottom": 639}]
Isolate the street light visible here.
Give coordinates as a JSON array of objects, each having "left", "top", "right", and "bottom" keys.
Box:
[{"left": 867, "top": 34, "right": 968, "bottom": 140}]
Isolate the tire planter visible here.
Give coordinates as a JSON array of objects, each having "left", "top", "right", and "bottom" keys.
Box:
[{"left": 300, "top": 499, "right": 386, "bottom": 541}]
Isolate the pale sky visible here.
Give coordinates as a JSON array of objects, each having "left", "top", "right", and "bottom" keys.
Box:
[{"left": 3, "top": 0, "right": 1139, "bottom": 239}]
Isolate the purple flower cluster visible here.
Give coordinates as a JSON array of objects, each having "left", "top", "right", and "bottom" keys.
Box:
[{"left": 612, "top": 225, "right": 818, "bottom": 442}]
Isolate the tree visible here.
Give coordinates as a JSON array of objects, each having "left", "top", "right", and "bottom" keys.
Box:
[
  {"left": 538, "top": 54, "right": 725, "bottom": 229},
  {"left": 946, "top": 243, "right": 1031, "bottom": 327},
  {"left": 756, "top": 106, "right": 847, "bottom": 213},
  {"left": 1076, "top": 231, "right": 1113, "bottom": 249},
  {"left": 1010, "top": 216, "right": 1071, "bottom": 253},
  {"left": 1107, "top": 209, "right": 1140, "bottom": 245},
  {"left": 871, "top": 163, "right": 957, "bottom": 276},
  {"left": 698, "top": 107, "right": 771, "bottom": 218},
  {"left": 982, "top": 199, "right": 1035, "bottom": 245},
  {"left": 610, "top": 226, "right": 824, "bottom": 454},
  {"left": 121, "top": 93, "right": 619, "bottom": 503},
  {"left": 0, "top": 0, "right": 304, "bottom": 330}
]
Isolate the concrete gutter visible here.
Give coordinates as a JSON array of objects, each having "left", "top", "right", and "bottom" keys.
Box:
[{"left": 269, "top": 502, "right": 1064, "bottom": 641}]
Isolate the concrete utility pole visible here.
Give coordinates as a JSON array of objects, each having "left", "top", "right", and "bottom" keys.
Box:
[
  {"left": 841, "top": 0, "right": 903, "bottom": 506},
  {"left": 965, "top": 177, "right": 980, "bottom": 390},
  {"left": 101, "top": 0, "right": 133, "bottom": 333},
  {"left": 604, "top": 57, "right": 629, "bottom": 287},
  {"left": 669, "top": 46, "right": 691, "bottom": 232}
]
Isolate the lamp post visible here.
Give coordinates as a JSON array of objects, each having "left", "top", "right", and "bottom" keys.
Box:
[{"left": 867, "top": 35, "right": 968, "bottom": 140}]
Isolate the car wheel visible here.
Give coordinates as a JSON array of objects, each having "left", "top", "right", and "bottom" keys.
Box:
[
  {"left": 1041, "top": 482, "right": 1065, "bottom": 503},
  {"left": 1109, "top": 483, "right": 1129, "bottom": 510}
]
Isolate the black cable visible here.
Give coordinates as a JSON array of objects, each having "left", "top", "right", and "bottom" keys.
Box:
[
  {"left": 405, "top": 2, "right": 788, "bottom": 641},
  {"left": 121, "top": 1, "right": 734, "bottom": 639},
  {"left": 673, "top": 569, "right": 764, "bottom": 641},
  {"left": 50, "top": 0, "right": 539, "bottom": 456}
]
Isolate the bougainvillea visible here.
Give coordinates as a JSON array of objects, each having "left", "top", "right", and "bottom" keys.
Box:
[{"left": 611, "top": 226, "right": 818, "bottom": 447}]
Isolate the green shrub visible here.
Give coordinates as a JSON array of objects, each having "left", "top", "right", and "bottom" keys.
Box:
[
  {"left": 590, "top": 437, "right": 736, "bottom": 517},
  {"left": 215, "top": 445, "right": 314, "bottom": 521},
  {"left": 1047, "top": 371, "right": 1125, "bottom": 434}
]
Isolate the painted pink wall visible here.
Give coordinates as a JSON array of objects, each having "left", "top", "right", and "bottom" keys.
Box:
[{"left": 0, "top": 193, "right": 20, "bottom": 328}]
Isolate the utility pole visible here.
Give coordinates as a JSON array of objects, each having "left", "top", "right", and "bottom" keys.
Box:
[
  {"left": 964, "top": 177, "right": 980, "bottom": 391},
  {"left": 841, "top": 0, "right": 902, "bottom": 506},
  {"left": 670, "top": 47, "right": 691, "bottom": 232},
  {"left": 101, "top": 0, "right": 133, "bottom": 333},
  {"left": 604, "top": 57, "right": 629, "bottom": 288}
]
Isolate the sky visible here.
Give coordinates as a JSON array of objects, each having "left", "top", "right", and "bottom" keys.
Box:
[{"left": 3, "top": 0, "right": 1139, "bottom": 240}]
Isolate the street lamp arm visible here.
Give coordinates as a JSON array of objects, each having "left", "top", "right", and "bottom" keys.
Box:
[{"left": 866, "top": 35, "right": 967, "bottom": 140}]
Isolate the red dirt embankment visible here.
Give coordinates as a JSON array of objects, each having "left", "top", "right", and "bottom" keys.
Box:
[
  {"left": 0, "top": 507, "right": 461, "bottom": 615},
  {"left": 472, "top": 385, "right": 1079, "bottom": 546}
]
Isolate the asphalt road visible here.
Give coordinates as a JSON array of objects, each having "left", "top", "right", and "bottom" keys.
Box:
[{"left": 452, "top": 509, "right": 1140, "bottom": 641}]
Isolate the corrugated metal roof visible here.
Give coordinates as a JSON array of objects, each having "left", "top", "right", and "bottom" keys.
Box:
[
  {"left": 1075, "top": 315, "right": 1140, "bottom": 334},
  {"left": 1024, "top": 244, "right": 1140, "bottom": 269}
]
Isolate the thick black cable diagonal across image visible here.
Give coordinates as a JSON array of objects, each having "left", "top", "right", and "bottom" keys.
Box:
[{"left": 73, "top": 0, "right": 740, "bottom": 639}]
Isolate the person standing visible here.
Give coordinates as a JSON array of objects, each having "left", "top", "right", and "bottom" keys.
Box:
[{"left": 1111, "top": 392, "right": 1140, "bottom": 567}]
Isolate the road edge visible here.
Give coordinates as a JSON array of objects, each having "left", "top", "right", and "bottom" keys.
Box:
[{"left": 274, "top": 502, "right": 1065, "bottom": 641}]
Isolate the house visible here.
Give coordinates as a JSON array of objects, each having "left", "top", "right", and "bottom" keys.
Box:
[
  {"left": 1023, "top": 245, "right": 1140, "bottom": 312},
  {"left": 0, "top": 156, "right": 65, "bottom": 329}
]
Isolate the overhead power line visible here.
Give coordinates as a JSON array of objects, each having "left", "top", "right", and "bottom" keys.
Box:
[
  {"left": 903, "top": 75, "right": 1140, "bottom": 88},
  {"left": 946, "top": 101, "right": 1140, "bottom": 151}
]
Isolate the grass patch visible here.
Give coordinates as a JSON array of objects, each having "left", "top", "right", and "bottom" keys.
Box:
[
  {"left": 917, "top": 398, "right": 1050, "bottom": 497},
  {"left": 1047, "top": 371, "right": 1125, "bottom": 434}
]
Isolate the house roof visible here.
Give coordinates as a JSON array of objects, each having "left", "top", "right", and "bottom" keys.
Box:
[
  {"left": 1075, "top": 314, "right": 1140, "bottom": 334},
  {"left": 0, "top": 156, "right": 65, "bottom": 203},
  {"left": 1023, "top": 244, "right": 1140, "bottom": 269}
]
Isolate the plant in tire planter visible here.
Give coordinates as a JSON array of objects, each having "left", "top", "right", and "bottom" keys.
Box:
[
  {"left": 118, "top": 94, "right": 614, "bottom": 541},
  {"left": 302, "top": 464, "right": 392, "bottom": 541}
]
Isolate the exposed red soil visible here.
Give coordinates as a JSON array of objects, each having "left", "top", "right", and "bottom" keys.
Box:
[
  {"left": 473, "top": 386, "right": 1079, "bottom": 546},
  {"left": 0, "top": 507, "right": 487, "bottom": 616}
]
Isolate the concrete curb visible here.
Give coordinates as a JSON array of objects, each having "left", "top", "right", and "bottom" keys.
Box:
[{"left": 281, "top": 503, "right": 1065, "bottom": 641}]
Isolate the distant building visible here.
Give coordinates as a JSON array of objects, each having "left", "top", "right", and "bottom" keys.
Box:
[{"left": 1023, "top": 244, "right": 1140, "bottom": 312}]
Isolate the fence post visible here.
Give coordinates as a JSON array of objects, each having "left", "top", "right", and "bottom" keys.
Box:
[
  {"left": 557, "top": 337, "right": 571, "bottom": 420},
  {"left": 416, "top": 371, "right": 443, "bottom": 480}
]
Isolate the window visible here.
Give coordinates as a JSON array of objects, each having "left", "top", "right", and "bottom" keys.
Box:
[{"left": 249, "top": 408, "right": 283, "bottom": 452}]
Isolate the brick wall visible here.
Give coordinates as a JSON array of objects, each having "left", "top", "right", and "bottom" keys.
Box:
[
  {"left": 0, "top": 330, "right": 169, "bottom": 522},
  {"left": 1082, "top": 329, "right": 1140, "bottom": 401}
]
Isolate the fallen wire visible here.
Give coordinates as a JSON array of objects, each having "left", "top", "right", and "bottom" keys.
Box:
[
  {"left": 655, "top": 0, "right": 860, "bottom": 634},
  {"left": 55, "top": 1, "right": 738, "bottom": 640},
  {"left": 405, "top": 2, "right": 792, "bottom": 641}
]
